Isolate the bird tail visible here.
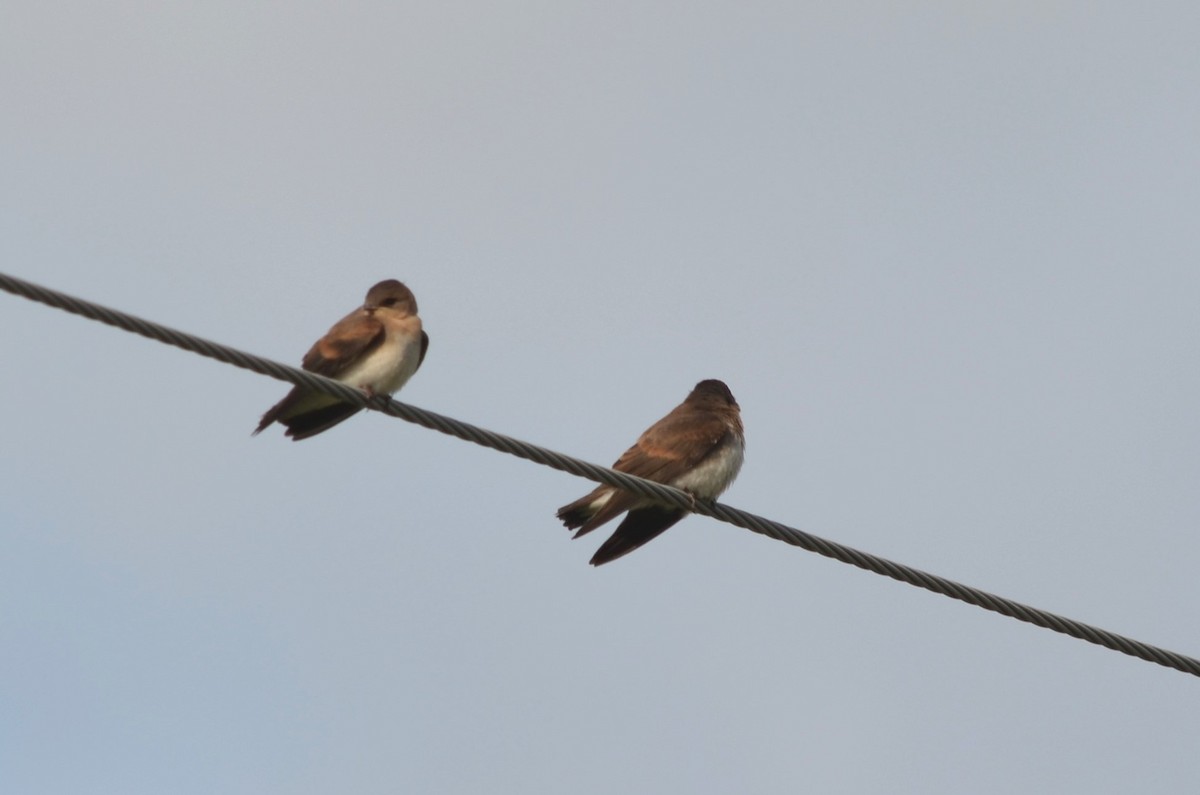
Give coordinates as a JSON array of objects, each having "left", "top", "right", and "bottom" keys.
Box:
[
  {"left": 557, "top": 487, "right": 631, "bottom": 538},
  {"left": 556, "top": 494, "right": 599, "bottom": 531}
]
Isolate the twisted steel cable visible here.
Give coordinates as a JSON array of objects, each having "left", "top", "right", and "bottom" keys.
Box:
[{"left": 3, "top": 269, "right": 1197, "bottom": 678}]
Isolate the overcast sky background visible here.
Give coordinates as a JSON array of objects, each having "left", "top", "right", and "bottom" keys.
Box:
[{"left": 3, "top": 3, "right": 1199, "bottom": 793}]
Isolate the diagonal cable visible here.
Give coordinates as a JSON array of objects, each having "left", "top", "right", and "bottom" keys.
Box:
[{"left": 2, "top": 269, "right": 1198, "bottom": 679}]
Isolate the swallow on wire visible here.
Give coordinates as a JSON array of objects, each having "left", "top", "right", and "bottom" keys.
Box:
[
  {"left": 557, "top": 379, "right": 745, "bottom": 565},
  {"left": 254, "top": 280, "right": 428, "bottom": 440}
]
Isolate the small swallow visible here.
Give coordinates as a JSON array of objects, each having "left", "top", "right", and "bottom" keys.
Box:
[
  {"left": 557, "top": 379, "right": 745, "bottom": 565},
  {"left": 254, "top": 279, "right": 428, "bottom": 440}
]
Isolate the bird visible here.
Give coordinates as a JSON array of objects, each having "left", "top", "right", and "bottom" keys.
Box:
[
  {"left": 557, "top": 379, "right": 745, "bottom": 565},
  {"left": 253, "top": 279, "right": 428, "bottom": 440}
]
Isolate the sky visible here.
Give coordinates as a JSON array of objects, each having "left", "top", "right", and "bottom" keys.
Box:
[{"left": 2, "top": 3, "right": 1199, "bottom": 793}]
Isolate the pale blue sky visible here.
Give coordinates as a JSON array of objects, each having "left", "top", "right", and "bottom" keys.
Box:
[{"left": 3, "top": 3, "right": 1199, "bottom": 793}]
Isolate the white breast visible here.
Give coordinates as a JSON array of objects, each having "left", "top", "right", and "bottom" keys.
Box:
[
  {"left": 671, "top": 436, "right": 745, "bottom": 499},
  {"left": 337, "top": 319, "right": 423, "bottom": 395}
]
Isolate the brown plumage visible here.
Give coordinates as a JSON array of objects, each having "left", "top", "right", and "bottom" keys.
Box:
[
  {"left": 254, "top": 280, "right": 428, "bottom": 440},
  {"left": 557, "top": 379, "right": 745, "bottom": 565}
]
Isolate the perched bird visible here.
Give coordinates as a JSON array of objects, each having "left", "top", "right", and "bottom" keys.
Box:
[
  {"left": 557, "top": 379, "right": 745, "bottom": 565},
  {"left": 254, "top": 279, "right": 428, "bottom": 440}
]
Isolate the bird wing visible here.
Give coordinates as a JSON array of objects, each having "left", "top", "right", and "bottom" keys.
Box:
[
  {"left": 589, "top": 505, "right": 687, "bottom": 565},
  {"left": 611, "top": 407, "right": 730, "bottom": 483},
  {"left": 417, "top": 330, "right": 430, "bottom": 369},
  {"left": 300, "top": 310, "right": 386, "bottom": 378},
  {"left": 569, "top": 407, "right": 729, "bottom": 534}
]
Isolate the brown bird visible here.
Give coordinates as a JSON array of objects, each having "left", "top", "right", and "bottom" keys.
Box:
[
  {"left": 254, "top": 279, "right": 428, "bottom": 440},
  {"left": 557, "top": 379, "right": 745, "bottom": 565}
]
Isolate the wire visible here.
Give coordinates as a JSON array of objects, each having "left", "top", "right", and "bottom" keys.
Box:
[{"left": 3, "top": 269, "right": 1197, "bottom": 678}]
